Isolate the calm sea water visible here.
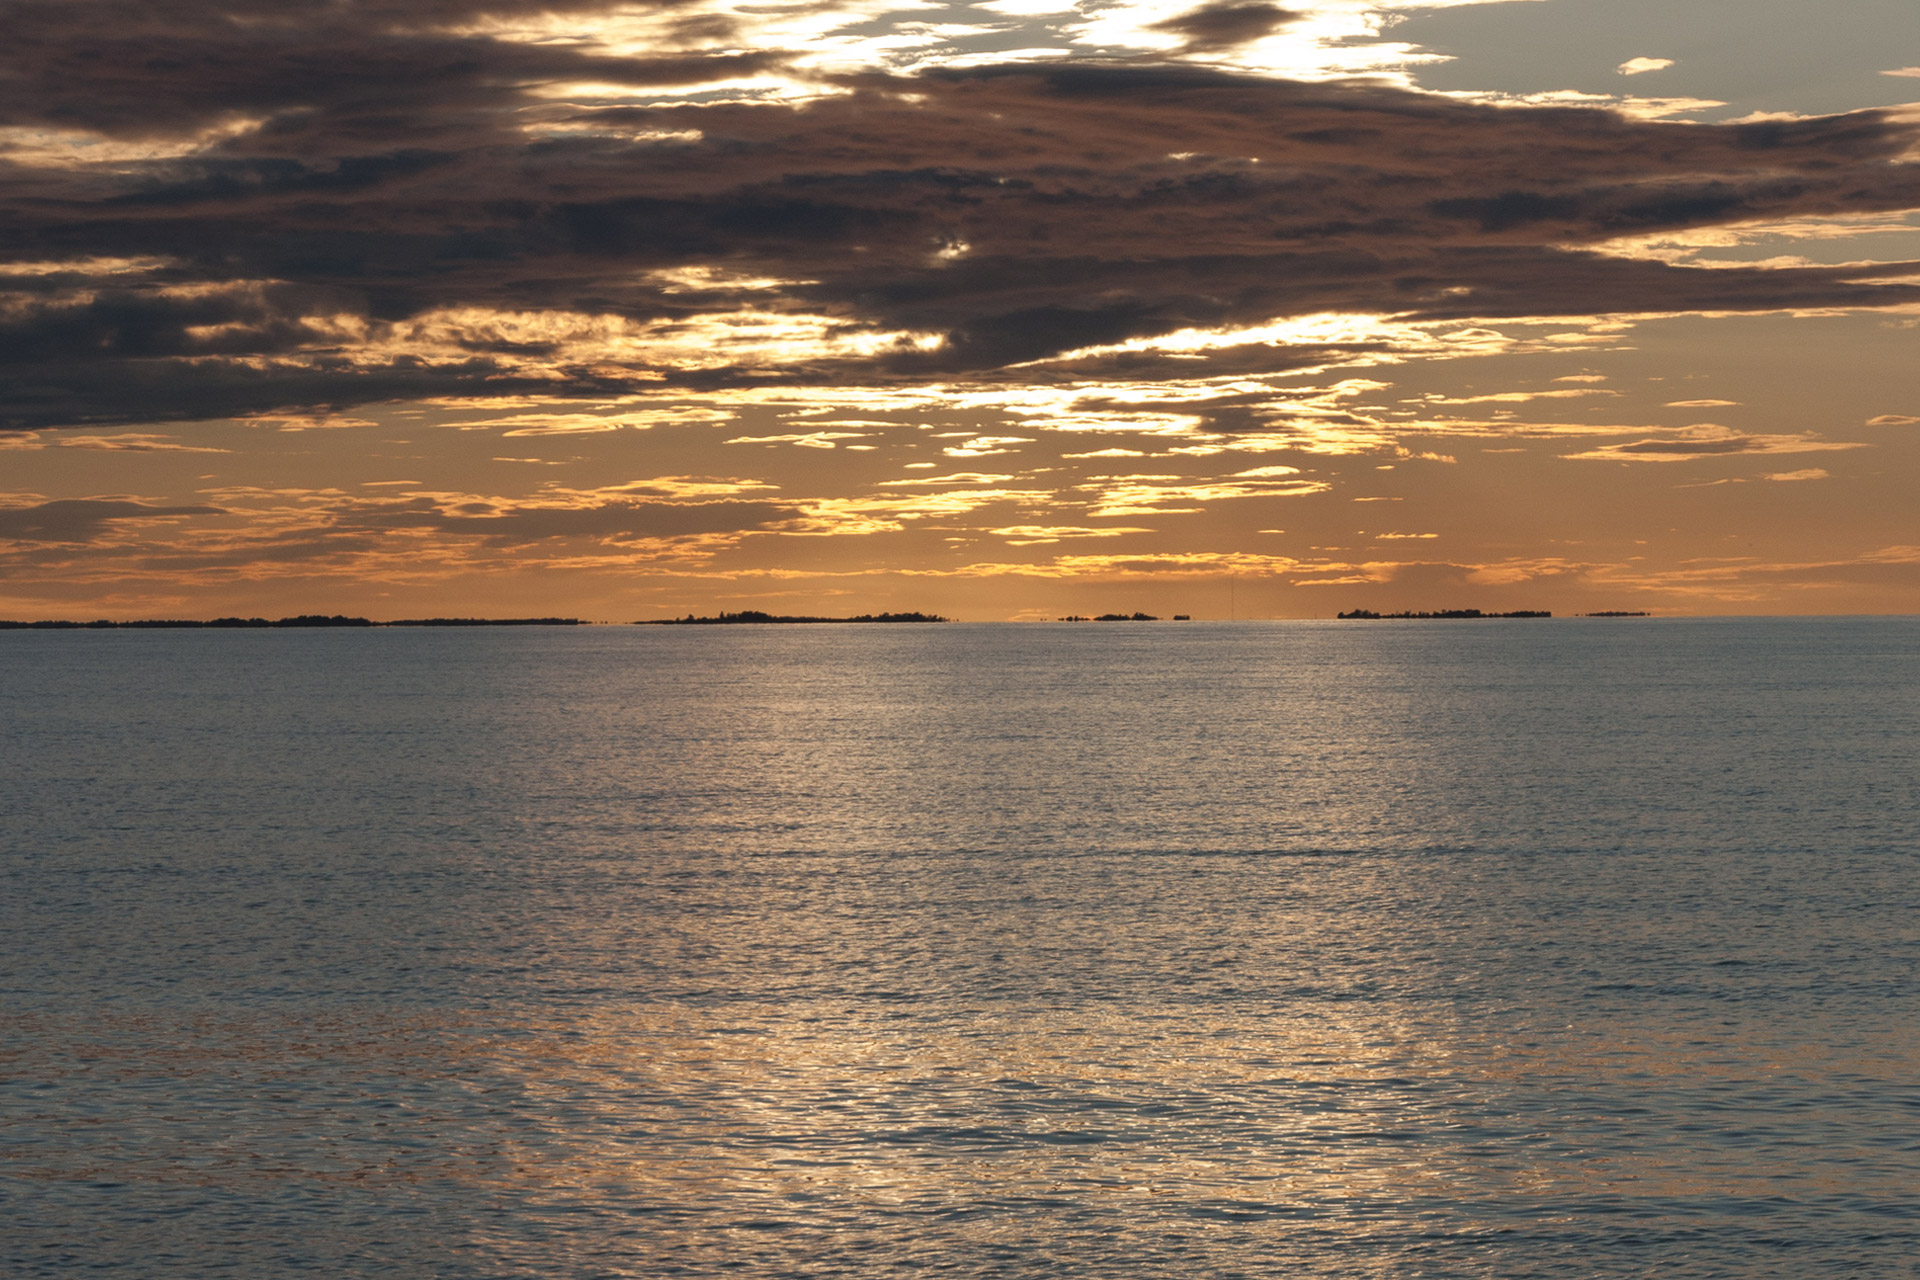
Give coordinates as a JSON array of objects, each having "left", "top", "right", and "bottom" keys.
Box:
[{"left": 4, "top": 618, "right": 1919, "bottom": 1278}]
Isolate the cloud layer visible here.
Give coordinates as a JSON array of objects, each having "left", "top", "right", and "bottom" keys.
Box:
[
  {"left": 6, "top": 3, "right": 1920, "bottom": 620},
  {"left": 5, "top": 1, "right": 1920, "bottom": 429}
]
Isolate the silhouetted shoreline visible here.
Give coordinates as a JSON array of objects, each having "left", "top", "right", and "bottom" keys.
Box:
[
  {"left": 1337, "top": 609, "right": 1552, "bottom": 620},
  {"left": 0, "top": 616, "right": 584, "bottom": 629},
  {"left": 638, "top": 610, "right": 947, "bottom": 625}
]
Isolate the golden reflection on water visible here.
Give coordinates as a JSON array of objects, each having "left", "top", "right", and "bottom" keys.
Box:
[
  {"left": 9, "top": 944, "right": 1915, "bottom": 1276},
  {"left": 10, "top": 621, "right": 1920, "bottom": 1276}
]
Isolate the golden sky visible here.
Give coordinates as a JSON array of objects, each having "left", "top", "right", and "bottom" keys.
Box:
[{"left": 4, "top": 0, "right": 1919, "bottom": 619}]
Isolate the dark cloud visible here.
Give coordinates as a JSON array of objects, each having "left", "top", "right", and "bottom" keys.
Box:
[
  {"left": 0, "top": 282, "right": 362, "bottom": 365},
  {"left": 1150, "top": 3, "right": 1303, "bottom": 53},
  {"left": 887, "top": 301, "right": 1167, "bottom": 372},
  {"left": 0, "top": 2, "right": 748, "bottom": 142},
  {"left": 6, "top": 9, "right": 1920, "bottom": 427},
  {"left": 0, "top": 499, "right": 223, "bottom": 542},
  {"left": 0, "top": 355, "right": 641, "bottom": 431}
]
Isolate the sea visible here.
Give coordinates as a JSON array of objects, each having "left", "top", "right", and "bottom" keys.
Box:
[{"left": 3, "top": 616, "right": 1918, "bottom": 1278}]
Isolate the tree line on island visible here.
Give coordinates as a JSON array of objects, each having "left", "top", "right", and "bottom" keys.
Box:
[
  {"left": 639, "top": 610, "right": 947, "bottom": 624},
  {"left": 0, "top": 616, "right": 584, "bottom": 629},
  {"left": 1337, "top": 609, "right": 1552, "bottom": 620},
  {"left": 1335, "top": 609, "right": 1649, "bottom": 619},
  {"left": 5, "top": 608, "right": 1655, "bottom": 629},
  {"left": 4, "top": 610, "right": 953, "bottom": 628},
  {"left": 1058, "top": 613, "right": 1190, "bottom": 621}
]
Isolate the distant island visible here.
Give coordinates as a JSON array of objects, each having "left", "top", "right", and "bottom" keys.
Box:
[
  {"left": 638, "top": 610, "right": 947, "bottom": 625},
  {"left": 0, "top": 615, "right": 584, "bottom": 629},
  {"left": 1337, "top": 609, "right": 1551, "bottom": 620},
  {"left": 1060, "top": 612, "right": 1159, "bottom": 621}
]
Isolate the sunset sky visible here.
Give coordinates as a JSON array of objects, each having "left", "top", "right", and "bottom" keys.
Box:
[{"left": 5, "top": 0, "right": 1919, "bottom": 620}]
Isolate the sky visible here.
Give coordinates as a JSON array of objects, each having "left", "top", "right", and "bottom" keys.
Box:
[{"left": 4, "top": 0, "right": 1919, "bottom": 621}]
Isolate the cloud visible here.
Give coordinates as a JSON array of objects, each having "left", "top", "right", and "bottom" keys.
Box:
[
  {"left": 242, "top": 414, "right": 381, "bottom": 432},
  {"left": 882, "top": 471, "right": 1017, "bottom": 486},
  {"left": 0, "top": 3, "right": 777, "bottom": 145},
  {"left": 1867, "top": 414, "right": 1919, "bottom": 425},
  {"left": 1149, "top": 3, "right": 1303, "bottom": 54},
  {"left": 1617, "top": 58, "right": 1676, "bottom": 77},
  {"left": 4, "top": 432, "right": 232, "bottom": 452},
  {"left": 584, "top": 476, "right": 778, "bottom": 499},
  {"left": 2, "top": 9, "right": 1919, "bottom": 432},
  {"left": 943, "top": 436, "right": 1034, "bottom": 457},
  {"left": 1426, "top": 389, "right": 1614, "bottom": 404},
  {"left": 0, "top": 470, "right": 825, "bottom": 590},
  {"left": 938, "top": 549, "right": 1308, "bottom": 578},
  {"left": 726, "top": 431, "right": 870, "bottom": 448},
  {"left": 989, "top": 524, "right": 1152, "bottom": 544},
  {"left": 1564, "top": 425, "right": 1870, "bottom": 462},
  {"left": 0, "top": 498, "right": 223, "bottom": 542},
  {"left": 1587, "top": 545, "right": 1920, "bottom": 601},
  {"left": 464, "top": 406, "right": 733, "bottom": 436},
  {"left": 329, "top": 494, "right": 799, "bottom": 545},
  {"left": 1081, "top": 469, "right": 1328, "bottom": 516}
]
